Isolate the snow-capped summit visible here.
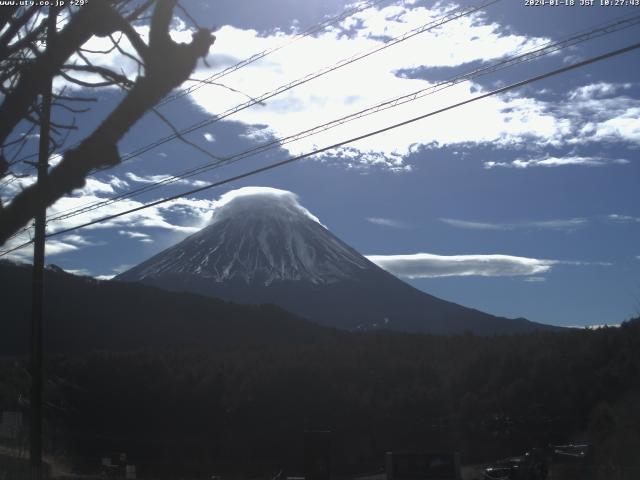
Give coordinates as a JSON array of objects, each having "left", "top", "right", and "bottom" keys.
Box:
[
  {"left": 117, "top": 187, "right": 372, "bottom": 286},
  {"left": 116, "top": 187, "right": 557, "bottom": 335}
]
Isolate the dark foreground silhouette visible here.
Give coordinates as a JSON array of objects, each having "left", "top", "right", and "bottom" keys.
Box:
[{"left": 0, "top": 262, "right": 638, "bottom": 478}]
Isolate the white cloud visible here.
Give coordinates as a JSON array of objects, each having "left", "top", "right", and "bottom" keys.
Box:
[
  {"left": 366, "top": 251, "right": 612, "bottom": 279},
  {"left": 49, "top": 195, "right": 213, "bottom": 234},
  {"left": 558, "top": 93, "right": 640, "bottom": 145},
  {"left": 51, "top": 16, "right": 197, "bottom": 92},
  {"left": 569, "top": 324, "right": 621, "bottom": 330},
  {"left": 484, "top": 156, "right": 629, "bottom": 169},
  {"left": 366, "top": 217, "right": 407, "bottom": 228},
  {"left": 118, "top": 230, "right": 154, "bottom": 243},
  {"left": 209, "top": 186, "right": 324, "bottom": 226},
  {"left": 1, "top": 172, "right": 224, "bottom": 261},
  {"left": 607, "top": 214, "right": 640, "bottom": 224},
  {"left": 1, "top": 186, "right": 321, "bottom": 263},
  {"left": 567, "top": 82, "right": 632, "bottom": 101},
  {"left": 439, "top": 218, "right": 507, "bottom": 230},
  {"left": 107, "top": 175, "right": 130, "bottom": 190},
  {"left": 590, "top": 111, "right": 640, "bottom": 144},
  {"left": 514, "top": 218, "right": 589, "bottom": 230},
  {"left": 1, "top": 174, "right": 36, "bottom": 201},
  {"left": 76, "top": 178, "right": 116, "bottom": 196},
  {"left": 63, "top": 267, "right": 92, "bottom": 276},
  {"left": 1, "top": 175, "right": 215, "bottom": 239},
  {"left": 562, "top": 260, "right": 613, "bottom": 267},
  {"left": 203, "top": 133, "right": 215, "bottom": 142},
  {"left": 125, "top": 172, "right": 209, "bottom": 188},
  {"left": 442, "top": 215, "right": 640, "bottom": 231},
  {"left": 366, "top": 253, "right": 557, "bottom": 278},
  {"left": 125, "top": 172, "right": 174, "bottom": 184},
  {"left": 112, "top": 264, "right": 133, "bottom": 274},
  {"left": 1, "top": 232, "right": 95, "bottom": 263},
  {"left": 60, "top": 234, "right": 98, "bottom": 247},
  {"left": 46, "top": 240, "right": 81, "bottom": 256},
  {"left": 183, "top": 9, "right": 640, "bottom": 169},
  {"left": 40, "top": 3, "right": 639, "bottom": 171},
  {"left": 440, "top": 217, "right": 589, "bottom": 230},
  {"left": 182, "top": 4, "right": 557, "bottom": 169},
  {"left": 95, "top": 274, "right": 115, "bottom": 281},
  {"left": 524, "top": 276, "right": 546, "bottom": 283},
  {"left": 118, "top": 230, "right": 147, "bottom": 239},
  {"left": 1, "top": 173, "right": 129, "bottom": 204}
]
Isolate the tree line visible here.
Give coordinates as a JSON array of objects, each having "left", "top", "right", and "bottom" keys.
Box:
[{"left": 1, "top": 317, "right": 639, "bottom": 477}]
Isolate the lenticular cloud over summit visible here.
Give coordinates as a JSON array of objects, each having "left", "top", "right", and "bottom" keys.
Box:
[
  {"left": 116, "top": 185, "right": 367, "bottom": 286},
  {"left": 209, "top": 186, "right": 324, "bottom": 227}
]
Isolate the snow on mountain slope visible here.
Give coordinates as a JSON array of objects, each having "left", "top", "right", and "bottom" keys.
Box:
[
  {"left": 117, "top": 187, "right": 373, "bottom": 286},
  {"left": 116, "top": 187, "right": 558, "bottom": 335}
]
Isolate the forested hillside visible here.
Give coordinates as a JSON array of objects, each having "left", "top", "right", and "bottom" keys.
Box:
[
  {"left": 1, "top": 318, "right": 638, "bottom": 477},
  {"left": 0, "top": 261, "right": 336, "bottom": 355}
]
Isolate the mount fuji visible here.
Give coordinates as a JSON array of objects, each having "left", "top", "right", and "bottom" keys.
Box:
[{"left": 116, "top": 187, "right": 555, "bottom": 335}]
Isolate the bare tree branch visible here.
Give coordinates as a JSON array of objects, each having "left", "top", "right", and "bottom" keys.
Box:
[
  {"left": 106, "top": 32, "right": 144, "bottom": 71},
  {"left": 186, "top": 77, "right": 266, "bottom": 105},
  {"left": 0, "top": 3, "right": 117, "bottom": 145},
  {"left": 0, "top": 6, "right": 39, "bottom": 60},
  {"left": 0, "top": 16, "right": 46, "bottom": 61},
  {"left": 62, "top": 63, "right": 135, "bottom": 88},
  {"left": 0, "top": 0, "right": 215, "bottom": 244},
  {"left": 52, "top": 94, "right": 98, "bottom": 103},
  {"left": 52, "top": 102, "right": 92, "bottom": 115},
  {"left": 177, "top": 2, "right": 202, "bottom": 30},
  {"left": 124, "top": 0, "right": 158, "bottom": 22},
  {"left": 0, "top": 6, "right": 19, "bottom": 34},
  {"left": 151, "top": 107, "right": 223, "bottom": 162},
  {"left": 58, "top": 70, "right": 119, "bottom": 89}
]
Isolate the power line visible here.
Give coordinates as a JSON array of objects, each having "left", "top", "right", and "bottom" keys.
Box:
[
  {"left": 37, "top": 12, "right": 640, "bottom": 227},
  {"left": 5, "top": 11, "right": 638, "bottom": 244},
  {"left": 8, "top": 0, "right": 394, "bottom": 166},
  {"left": 6, "top": 0, "right": 501, "bottom": 227},
  {"left": 157, "top": 0, "right": 393, "bottom": 106},
  {"left": 29, "top": 6, "right": 57, "bottom": 480},
  {"left": 4, "top": 0, "right": 503, "bottom": 248},
  {"left": 114, "top": 0, "right": 501, "bottom": 163},
  {"left": 2, "top": 39, "right": 638, "bottom": 258}
]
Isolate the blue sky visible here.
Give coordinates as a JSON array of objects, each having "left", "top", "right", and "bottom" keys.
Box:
[{"left": 2, "top": 0, "right": 640, "bottom": 327}]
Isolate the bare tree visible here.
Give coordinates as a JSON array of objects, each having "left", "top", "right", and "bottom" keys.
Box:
[{"left": 0, "top": 0, "right": 215, "bottom": 245}]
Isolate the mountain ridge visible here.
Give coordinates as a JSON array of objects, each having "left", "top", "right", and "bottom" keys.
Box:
[
  {"left": 0, "top": 260, "right": 335, "bottom": 355},
  {"left": 116, "top": 187, "right": 558, "bottom": 335}
]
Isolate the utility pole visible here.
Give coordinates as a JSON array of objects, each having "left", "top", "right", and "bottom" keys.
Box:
[{"left": 31, "top": 6, "right": 56, "bottom": 480}]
